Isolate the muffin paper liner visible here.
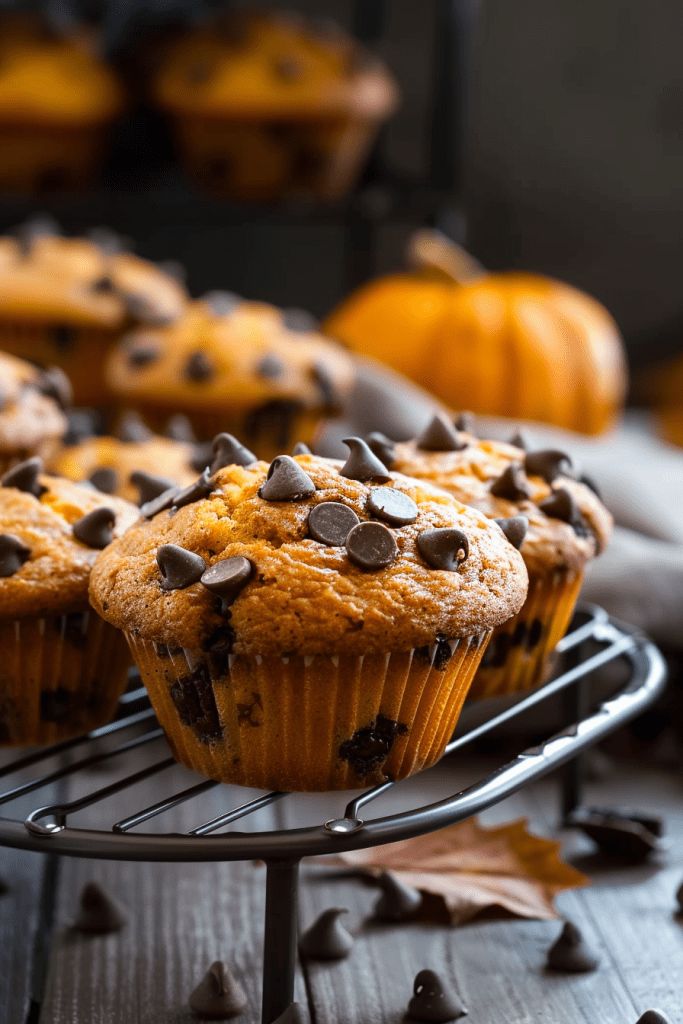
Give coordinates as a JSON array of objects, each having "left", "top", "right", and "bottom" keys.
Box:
[
  {"left": 0, "top": 123, "right": 110, "bottom": 197},
  {"left": 0, "top": 610, "right": 131, "bottom": 747},
  {"left": 170, "top": 113, "right": 386, "bottom": 202},
  {"left": 126, "top": 630, "right": 491, "bottom": 791},
  {"left": 0, "top": 321, "right": 119, "bottom": 406},
  {"left": 134, "top": 404, "right": 323, "bottom": 459},
  {"left": 468, "top": 568, "right": 584, "bottom": 700}
]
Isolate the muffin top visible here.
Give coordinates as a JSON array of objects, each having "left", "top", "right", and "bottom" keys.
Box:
[
  {"left": 51, "top": 418, "right": 203, "bottom": 505},
  {"left": 386, "top": 413, "right": 612, "bottom": 575},
  {"left": 105, "top": 295, "right": 356, "bottom": 414},
  {"left": 151, "top": 10, "right": 398, "bottom": 119},
  {"left": 0, "top": 16, "right": 124, "bottom": 125},
  {"left": 89, "top": 440, "right": 528, "bottom": 656},
  {"left": 0, "top": 351, "right": 69, "bottom": 456},
  {"left": 0, "top": 219, "right": 188, "bottom": 329},
  {"left": 0, "top": 458, "right": 139, "bottom": 619}
]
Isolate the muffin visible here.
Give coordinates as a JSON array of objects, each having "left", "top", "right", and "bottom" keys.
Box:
[
  {"left": 0, "top": 218, "right": 188, "bottom": 406},
  {"left": 385, "top": 413, "right": 613, "bottom": 699},
  {"left": 105, "top": 294, "right": 356, "bottom": 458},
  {"left": 89, "top": 439, "right": 528, "bottom": 791},
  {"left": 0, "top": 14, "right": 125, "bottom": 195},
  {"left": 0, "top": 459, "right": 139, "bottom": 746},
  {"left": 150, "top": 9, "right": 399, "bottom": 201},
  {"left": 50, "top": 416, "right": 204, "bottom": 505},
  {"left": 0, "top": 351, "right": 70, "bottom": 474}
]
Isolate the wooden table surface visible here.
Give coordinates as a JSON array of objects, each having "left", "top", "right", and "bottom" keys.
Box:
[{"left": 2, "top": 739, "right": 683, "bottom": 1024}]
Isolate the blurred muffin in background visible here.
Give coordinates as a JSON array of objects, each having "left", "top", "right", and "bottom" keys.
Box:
[
  {"left": 0, "top": 13, "right": 125, "bottom": 196},
  {"left": 105, "top": 292, "right": 356, "bottom": 460},
  {"left": 150, "top": 8, "right": 398, "bottom": 201},
  {"left": 50, "top": 411, "right": 204, "bottom": 506},
  {"left": 0, "top": 351, "right": 70, "bottom": 474},
  {"left": 656, "top": 353, "right": 683, "bottom": 449},
  {"left": 0, "top": 218, "right": 188, "bottom": 406}
]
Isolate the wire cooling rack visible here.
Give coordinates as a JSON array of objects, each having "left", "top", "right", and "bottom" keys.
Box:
[{"left": 0, "top": 604, "right": 667, "bottom": 1024}]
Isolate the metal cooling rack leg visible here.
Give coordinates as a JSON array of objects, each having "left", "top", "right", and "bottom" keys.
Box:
[
  {"left": 261, "top": 858, "right": 300, "bottom": 1024},
  {"left": 561, "top": 660, "right": 589, "bottom": 823}
]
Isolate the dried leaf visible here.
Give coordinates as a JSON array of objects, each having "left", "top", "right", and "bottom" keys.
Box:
[{"left": 324, "top": 818, "right": 588, "bottom": 926}]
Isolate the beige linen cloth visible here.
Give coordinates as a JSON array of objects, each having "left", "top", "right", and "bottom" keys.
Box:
[{"left": 319, "top": 356, "right": 682, "bottom": 650}]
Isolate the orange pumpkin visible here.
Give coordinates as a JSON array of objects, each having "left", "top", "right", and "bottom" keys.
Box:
[{"left": 324, "top": 231, "right": 628, "bottom": 435}]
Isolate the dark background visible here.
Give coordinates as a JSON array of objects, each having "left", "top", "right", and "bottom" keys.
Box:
[{"left": 3, "top": 0, "right": 683, "bottom": 373}]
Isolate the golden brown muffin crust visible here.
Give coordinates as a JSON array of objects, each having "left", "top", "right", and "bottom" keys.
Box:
[
  {"left": 0, "top": 351, "right": 67, "bottom": 457},
  {"left": 106, "top": 297, "right": 355, "bottom": 413},
  {"left": 89, "top": 451, "right": 528, "bottom": 656},
  {"left": 51, "top": 434, "right": 200, "bottom": 504},
  {"left": 0, "top": 468, "right": 139, "bottom": 618},
  {"left": 392, "top": 430, "right": 612, "bottom": 575}
]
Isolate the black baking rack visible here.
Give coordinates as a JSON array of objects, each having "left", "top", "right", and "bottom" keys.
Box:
[{"left": 0, "top": 604, "right": 667, "bottom": 1024}]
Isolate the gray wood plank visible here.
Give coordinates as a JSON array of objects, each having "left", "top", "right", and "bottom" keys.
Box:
[
  {"left": 37, "top": 739, "right": 307, "bottom": 1024},
  {"left": 286, "top": 759, "right": 638, "bottom": 1024},
  {"left": 0, "top": 749, "right": 63, "bottom": 1024}
]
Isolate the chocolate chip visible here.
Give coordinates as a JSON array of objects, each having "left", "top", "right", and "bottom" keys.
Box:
[
  {"left": 50, "top": 325, "right": 77, "bottom": 351},
  {"left": 201, "top": 556, "right": 253, "bottom": 606},
  {"left": 171, "top": 468, "right": 214, "bottom": 510},
  {"left": 116, "top": 411, "right": 154, "bottom": 443},
  {"left": 130, "top": 470, "right": 176, "bottom": 505},
  {"left": 0, "top": 534, "right": 30, "bottom": 576},
  {"left": 210, "top": 433, "right": 257, "bottom": 473},
  {"left": 72, "top": 507, "right": 115, "bottom": 548},
  {"left": 169, "top": 662, "right": 222, "bottom": 743},
  {"left": 538, "top": 487, "right": 592, "bottom": 538},
  {"left": 579, "top": 472, "right": 602, "bottom": 500},
  {"left": 299, "top": 909, "right": 353, "bottom": 961},
  {"left": 416, "top": 413, "right": 467, "bottom": 452},
  {"left": 308, "top": 502, "right": 360, "bottom": 545},
  {"left": 190, "top": 442, "right": 213, "bottom": 474},
  {"left": 127, "top": 343, "right": 159, "bottom": 368},
  {"left": 454, "top": 411, "right": 475, "bottom": 434},
  {"left": 525, "top": 448, "right": 572, "bottom": 484},
  {"left": 407, "top": 968, "right": 466, "bottom": 1022},
  {"left": 489, "top": 462, "right": 531, "bottom": 501},
  {"left": 282, "top": 308, "right": 318, "bottom": 333},
  {"left": 16, "top": 214, "right": 60, "bottom": 256},
  {"left": 546, "top": 921, "right": 600, "bottom": 973},
  {"left": 338, "top": 714, "right": 408, "bottom": 777},
  {"left": 157, "top": 260, "right": 186, "bottom": 284},
  {"left": 292, "top": 442, "right": 311, "bottom": 456},
  {"left": 73, "top": 882, "right": 127, "bottom": 934},
  {"left": 164, "top": 414, "right": 196, "bottom": 443},
  {"left": 186, "top": 351, "right": 214, "bottom": 383},
  {"left": 367, "top": 487, "right": 418, "bottom": 526},
  {"left": 416, "top": 528, "right": 469, "bottom": 571},
  {"left": 92, "top": 275, "right": 114, "bottom": 293},
  {"left": 373, "top": 872, "right": 422, "bottom": 922},
  {"left": 494, "top": 515, "right": 528, "bottom": 550},
  {"left": 259, "top": 456, "right": 316, "bottom": 501},
  {"left": 508, "top": 429, "right": 528, "bottom": 450},
  {"left": 86, "top": 225, "right": 124, "bottom": 256},
  {"left": 203, "top": 290, "right": 241, "bottom": 317},
  {"left": 157, "top": 544, "right": 207, "bottom": 591},
  {"left": 256, "top": 354, "right": 285, "bottom": 379},
  {"left": 2, "top": 457, "right": 46, "bottom": 498},
  {"left": 64, "top": 408, "right": 100, "bottom": 446},
  {"left": 346, "top": 521, "right": 397, "bottom": 569},
  {"left": 88, "top": 467, "right": 118, "bottom": 494},
  {"left": 340, "top": 437, "right": 391, "bottom": 482},
  {"left": 140, "top": 486, "right": 180, "bottom": 518},
  {"left": 189, "top": 961, "right": 247, "bottom": 1019},
  {"left": 122, "top": 292, "right": 168, "bottom": 325},
  {"left": 365, "top": 432, "right": 396, "bottom": 469},
  {"left": 311, "top": 363, "right": 336, "bottom": 406},
  {"left": 35, "top": 366, "right": 73, "bottom": 409},
  {"left": 274, "top": 55, "right": 302, "bottom": 80}
]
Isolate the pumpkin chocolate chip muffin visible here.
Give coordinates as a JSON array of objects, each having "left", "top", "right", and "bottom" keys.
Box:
[
  {"left": 0, "top": 350, "right": 70, "bottom": 473},
  {"left": 384, "top": 413, "right": 612, "bottom": 698},
  {"left": 0, "top": 217, "right": 188, "bottom": 405},
  {"left": 0, "top": 458, "right": 139, "bottom": 746},
  {"left": 50, "top": 413, "right": 205, "bottom": 506},
  {"left": 89, "top": 437, "right": 528, "bottom": 791},
  {"left": 105, "top": 293, "right": 356, "bottom": 458}
]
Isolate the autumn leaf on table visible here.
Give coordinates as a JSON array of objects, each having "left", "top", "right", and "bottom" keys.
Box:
[{"left": 322, "top": 818, "right": 588, "bottom": 926}]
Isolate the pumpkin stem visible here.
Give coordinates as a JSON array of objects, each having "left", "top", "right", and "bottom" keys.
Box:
[{"left": 407, "top": 228, "right": 487, "bottom": 285}]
